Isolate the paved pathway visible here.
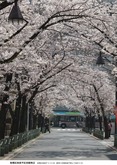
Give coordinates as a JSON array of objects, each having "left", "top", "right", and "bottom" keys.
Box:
[{"left": 1, "top": 128, "right": 117, "bottom": 160}]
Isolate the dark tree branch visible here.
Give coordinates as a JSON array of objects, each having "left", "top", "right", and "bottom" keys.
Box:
[
  {"left": 0, "top": 1, "right": 13, "bottom": 10},
  {"left": 32, "top": 63, "right": 72, "bottom": 89},
  {"left": 0, "top": 19, "right": 28, "bottom": 47},
  {"left": 0, "top": 14, "right": 88, "bottom": 64},
  {"left": 28, "top": 84, "right": 56, "bottom": 103}
]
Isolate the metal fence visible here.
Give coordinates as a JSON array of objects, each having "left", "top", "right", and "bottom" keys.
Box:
[{"left": 0, "top": 128, "right": 41, "bottom": 156}]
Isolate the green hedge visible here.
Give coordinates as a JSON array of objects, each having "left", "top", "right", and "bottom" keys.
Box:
[
  {"left": 93, "top": 129, "right": 104, "bottom": 140},
  {"left": 82, "top": 127, "right": 90, "bottom": 133}
]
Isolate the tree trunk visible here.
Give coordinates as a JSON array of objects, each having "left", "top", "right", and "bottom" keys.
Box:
[
  {"left": 41, "top": 115, "right": 45, "bottom": 132},
  {"left": 38, "top": 114, "right": 42, "bottom": 128},
  {"left": 0, "top": 73, "right": 12, "bottom": 139},
  {"left": 29, "top": 105, "right": 33, "bottom": 130},
  {"left": 10, "top": 95, "right": 22, "bottom": 136},
  {"left": 0, "top": 104, "right": 8, "bottom": 139},
  {"left": 33, "top": 114, "right": 37, "bottom": 129},
  {"left": 98, "top": 115, "right": 102, "bottom": 131},
  {"left": 19, "top": 95, "right": 27, "bottom": 133},
  {"left": 104, "top": 116, "right": 109, "bottom": 139},
  {"left": 85, "top": 116, "right": 89, "bottom": 128}
]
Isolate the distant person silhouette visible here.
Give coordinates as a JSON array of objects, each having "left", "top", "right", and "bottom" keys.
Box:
[{"left": 108, "top": 120, "right": 112, "bottom": 138}]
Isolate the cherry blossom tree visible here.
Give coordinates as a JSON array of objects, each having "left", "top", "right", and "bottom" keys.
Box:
[
  {"left": 42, "top": 55, "right": 115, "bottom": 138},
  {"left": 0, "top": 0, "right": 117, "bottom": 139}
]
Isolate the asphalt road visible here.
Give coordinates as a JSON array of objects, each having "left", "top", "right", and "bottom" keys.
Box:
[{"left": 7, "top": 128, "right": 117, "bottom": 160}]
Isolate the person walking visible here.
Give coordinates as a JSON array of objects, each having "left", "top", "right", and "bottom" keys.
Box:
[
  {"left": 108, "top": 120, "right": 112, "bottom": 138},
  {"left": 44, "top": 117, "right": 50, "bottom": 133}
]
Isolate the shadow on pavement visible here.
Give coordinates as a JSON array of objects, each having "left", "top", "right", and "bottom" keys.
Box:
[
  {"left": 106, "top": 154, "right": 117, "bottom": 160},
  {"left": 13, "top": 148, "right": 117, "bottom": 160}
]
